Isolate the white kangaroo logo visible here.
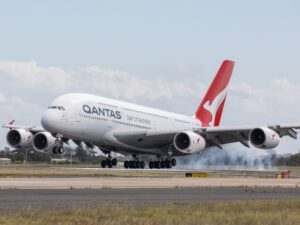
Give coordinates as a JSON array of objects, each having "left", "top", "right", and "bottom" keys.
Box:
[{"left": 203, "top": 88, "right": 228, "bottom": 126}]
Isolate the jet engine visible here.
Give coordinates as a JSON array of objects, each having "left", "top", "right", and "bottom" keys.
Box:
[
  {"left": 6, "top": 129, "right": 33, "bottom": 148},
  {"left": 249, "top": 127, "right": 280, "bottom": 149},
  {"left": 33, "top": 132, "right": 58, "bottom": 153},
  {"left": 174, "top": 131, "right": 206, "bottom": 154}
]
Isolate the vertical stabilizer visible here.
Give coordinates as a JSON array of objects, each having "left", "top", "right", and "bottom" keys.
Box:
[{"left": 195, "top": 60, "right": 235, "bottom": 127}]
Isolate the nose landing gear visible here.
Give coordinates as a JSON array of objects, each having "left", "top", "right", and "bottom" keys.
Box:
[
  {"left": 52, "top": 134, "right": 65, "bottom": 154},
  {"left": 52, "top": 146, "right": 64, "bottom": 154}
]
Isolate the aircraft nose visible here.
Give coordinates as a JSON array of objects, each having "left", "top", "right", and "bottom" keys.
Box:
[{"left": 41, "top": 110, "right": 55, "bottom": 131}]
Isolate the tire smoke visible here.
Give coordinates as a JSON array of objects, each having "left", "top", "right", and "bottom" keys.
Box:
[{"left": 175, "top": 145, "right": 276, "bottom": 170}]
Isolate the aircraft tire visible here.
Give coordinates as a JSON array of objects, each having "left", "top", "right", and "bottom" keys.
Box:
[
  {"left": 52, "top": 147, "right": 58, "bottom": 154},
  {"left": 57, "top": 147, "right": 64, "bottom": 154},
  {"left": 140, "top": 161, "right": 145, "bottom": 169},
  {"left": 107, "top": 160, "right": 113, "bottom": 168},
  {"left": 149, "top": 161, "right": 154, "bottom": 169},
  {"left": 124, "top": 161, "right": 129, "bottom": 169},
  {"left": 101, "top": 160, "right": 107, "bottom": 168},
  {"left": 171, "top": 158, "right": 176, "bottom": 167},
  {"left": 112, "top": 158, "right": 117, "bottom": 166},
  {"left": 166, "top": 160, "right": 172, "bottom": 168},
  {"left": 155, "top": 161, "right": 161, "bottom": 169},
  {"left": 129, "top": 161, "right": 134, "bottom": 168}
]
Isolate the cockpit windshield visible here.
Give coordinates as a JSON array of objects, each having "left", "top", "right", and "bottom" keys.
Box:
[{"left": 48, "top": 106, "right": 66, "bottom": 111}]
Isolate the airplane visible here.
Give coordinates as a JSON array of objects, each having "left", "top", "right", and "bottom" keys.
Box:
[{"left": 3, "top": 60, "right": 300, "bottom": 169}]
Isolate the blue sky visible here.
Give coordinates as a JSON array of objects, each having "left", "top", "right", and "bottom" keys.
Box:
[
  {"left": 1, "top": 1, "right": 299, "bottom": 82},
  {"left": 0, "top": 1, "right": 300, "bottom": 153}
]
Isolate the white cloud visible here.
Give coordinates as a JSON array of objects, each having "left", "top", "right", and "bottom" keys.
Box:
[
  {"left": 0, "top": 61, "right": 203, "bottom": 101},
  {"left": 76, "top": 66, "right": 204, "bottom": 100},
  {"left": 0, "top": 60, "right": 72, "bottom": 93}
]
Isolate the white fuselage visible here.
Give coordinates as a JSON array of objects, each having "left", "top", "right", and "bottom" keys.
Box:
[{"left": 41, "top": 93, "right": 202, "bottom": 155}]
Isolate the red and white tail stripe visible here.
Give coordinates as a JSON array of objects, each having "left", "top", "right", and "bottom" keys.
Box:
[{"left": 195, "top": 60, "right": 235, "bottom": 127}]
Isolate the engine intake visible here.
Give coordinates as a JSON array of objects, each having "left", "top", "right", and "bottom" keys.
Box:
[
  {"left": 6, "top": 129, "right": 32, "bottom": 148},
  {"left": 249, "top": 127, "right": 280, "bottom": 149},
  {"left": 33, "top": 132, "right": 58, "bottom": 152},
  {"left": 174, "top": 131, "right": 206, "bottom": 154}
]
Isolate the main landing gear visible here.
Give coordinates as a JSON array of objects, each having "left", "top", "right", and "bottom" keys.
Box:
[
  {"left": 149, "top": 158, "right": 176, "bottom": 169},
  {"left": 101, "top": 155, "right": 118, "bottom": 168},
  {"left": 124, "top": 154, "right": 145, "bottom": 169},
  {"left": 124, "top": 160, "right": 146, "bottom": 169}
]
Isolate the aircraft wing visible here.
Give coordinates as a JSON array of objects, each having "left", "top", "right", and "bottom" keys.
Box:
[
  {"left": 113, "top": 124, "right": 300, "bottom": 149},
  {"left": 2, "top": 124, "right": 45, "bottom": 133},
  {"left": 198, "top": 124, "right": 300, "bottom": 148}
]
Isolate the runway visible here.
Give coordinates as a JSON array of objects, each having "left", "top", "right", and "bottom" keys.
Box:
[
  {"left": 0, "top": 167, "right": 300, "bottom": 211},
  {"left": 0, "top": 177, "right": 300, "bottom": 189},
  {"left": 1, "top": 187, "right": 300, "bottom": 211}
]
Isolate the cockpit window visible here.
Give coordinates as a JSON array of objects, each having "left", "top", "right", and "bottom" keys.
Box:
[{"left": 48, "top": 106, "right": 66, "bottom": 111}]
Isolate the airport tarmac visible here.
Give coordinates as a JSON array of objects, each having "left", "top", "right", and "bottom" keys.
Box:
[
  {"left": 0, "top": 177, "right": 300, "bottom": 189},
  {"left": 1, "top": 187, "right": 300, "bottom": 211}
]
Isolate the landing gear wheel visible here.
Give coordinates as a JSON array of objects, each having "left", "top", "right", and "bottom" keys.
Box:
[
  {"left": 166, "top": 160, "right": 172, "bottom": 168},
  {"left": 171, "top": 158, "right": 176, "bottom": 167},
  {"left": 161, "top": 161, "right": 166, "bottom": 168},
  {"left": 57, "top": 147, "right": 64, "bottom": 154},
  {"left": 136, "top": 161, "right": 141, "bottom": 168},
  {"left": 101, "top": 160, "right": 107, "bottom": 168},
  {"left": 124, "top": 161, "right": 129, "bottom": 169},
  {"left": 112, "top": 158, "right": 117, "bottom": 166},
  {"left": 52, "top": 147, "right": 58, "bottom": 154},
  {"left": 154, "top": 161, "right": 161, "bottom": 169},
  {"left": 107, "top": 160, "right": 113, "bottom": 168},
  {"left": 149, "top": 161, "right": 154, "bottom": 169},
  {"left": 129, "top": 161, "right": 134, "bottom": 168},
  {"left": 140, "top": 161, "right": 145, "bottom": 169}
]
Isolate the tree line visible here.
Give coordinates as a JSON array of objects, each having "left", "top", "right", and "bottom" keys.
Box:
[
  {"left": 1, "top": 147, "right": 300, "bottom": 166},
  {"left": 0, "top": 147, "right": 105, "bottom": 164}
]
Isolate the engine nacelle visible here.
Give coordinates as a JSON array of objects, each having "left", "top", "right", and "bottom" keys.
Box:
[
  {"left": 174, "top": 131, "right": 206, "bottom": 154},
  {"left": 249, "top": 127, "right": 280, "bottom": 149},
  {"left": 6, "top": 129, "right": 33, "bottom": 148},
  {"left": 33, "top": 132, "right": 58, "bottom": 152}
]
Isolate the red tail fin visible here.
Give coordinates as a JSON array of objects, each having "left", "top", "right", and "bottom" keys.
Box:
[
  {"left": 8, "top": 120, "right": 15, "bottom": 125},
  {"left": 195, "top": 60, "right": 235, "bottom": 127}
]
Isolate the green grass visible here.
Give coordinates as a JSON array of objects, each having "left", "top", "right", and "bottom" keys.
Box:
[
  {"left": 276, "top": 166, "right": 300, "bottom": 171},
  {"left": 0, "top": 200, "right": 299, "bottom": 225}
]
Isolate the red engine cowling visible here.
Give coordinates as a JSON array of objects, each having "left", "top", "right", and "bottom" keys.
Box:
[{"left": 174, "top": 131, "right": 206, "bottom": 154}]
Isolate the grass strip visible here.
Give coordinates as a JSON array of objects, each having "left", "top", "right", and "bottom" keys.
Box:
[{"left": 0, "top": 200, "right": 299, "bottom": 225}]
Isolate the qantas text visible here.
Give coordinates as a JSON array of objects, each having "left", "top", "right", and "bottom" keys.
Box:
[{"left": 82, "top": 105, "right": 122, "bottom": 119}]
